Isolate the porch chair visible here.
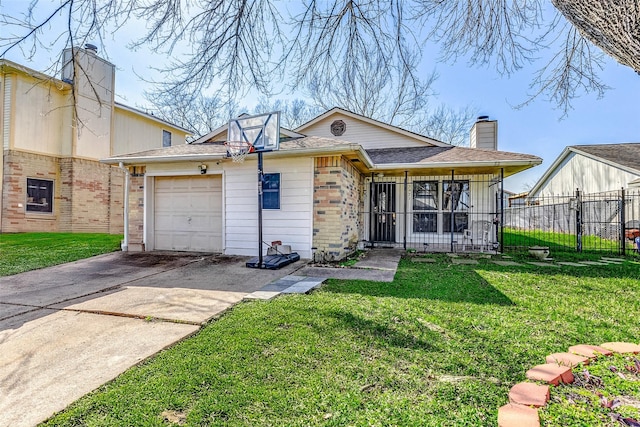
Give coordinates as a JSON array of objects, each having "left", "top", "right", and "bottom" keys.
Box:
[{"left": 461, "top": 220, "right": 492, "bottom": 252}]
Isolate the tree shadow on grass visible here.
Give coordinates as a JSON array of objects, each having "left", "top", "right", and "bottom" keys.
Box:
[
  {"left": 323, "top": 265, "right": 515, "bottom": 306},
  {"left": 320, "top": 308, "right": 443, "bottom": 352}
]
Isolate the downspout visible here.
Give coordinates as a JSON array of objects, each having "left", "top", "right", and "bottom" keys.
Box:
[{"left": 119, "top": 162, "right": 129, "bottom": 251}]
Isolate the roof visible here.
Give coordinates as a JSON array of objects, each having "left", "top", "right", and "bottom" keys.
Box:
[
  {"left": 366, "top": 146, "right": 541, "bottom": 165},
  {"left": 104, "top": 136, "right": 541, "bottom": 177},
  {"left": 528, "top": 142, "right": 640, "bottom": 196},
  {"left": 570, "top": 143, "right": 640, "bottom": 172},
  {"left": 295, "top": 107, "right": 450, "bottom": 147},
  {"left": 115, "top": 103, "right": 193, "bottom": 134},
  {"left": 103, "top": 136, "right": 369, "bottom": 164},
  {"left": 190, "top": 114, "right": 305, "bottom": 144}
]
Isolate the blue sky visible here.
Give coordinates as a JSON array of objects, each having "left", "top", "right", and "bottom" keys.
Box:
[{"left": 3, "top": 1, "right": 639, "bottom": 192}]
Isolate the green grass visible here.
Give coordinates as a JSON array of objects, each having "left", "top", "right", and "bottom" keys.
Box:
[
  {"left": 0, "top": 232, "right": 122, "bottom": 276},
  {"left": 40, "top": 252, "right": 640, "bottom": 426},
  {"left": 502, "top": 227, "right": 623, "bottom": 253}
]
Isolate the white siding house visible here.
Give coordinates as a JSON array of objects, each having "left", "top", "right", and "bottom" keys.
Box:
[
  {"left": 528, "top": 143, "right": 640, "bottom": 198},
  {"left": 106, "top": 109, "right": 542, "bottom": 259}
]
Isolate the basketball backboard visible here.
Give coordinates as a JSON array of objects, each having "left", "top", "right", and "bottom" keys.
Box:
[{"left": 228, "top": 111, "right": 280, "bottom": 152}]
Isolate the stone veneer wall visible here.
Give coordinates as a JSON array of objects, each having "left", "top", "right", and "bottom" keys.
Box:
[
  {"left": 313, "top": 156, "right": 364, "bottom": 261},
  {"left": 1, "top": 150, "right": 124, "bottom": 234}
]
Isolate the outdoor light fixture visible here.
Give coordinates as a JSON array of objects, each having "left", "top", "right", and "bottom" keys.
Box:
[{"left": 199, "top": 164, "right": 207, "bottom": 174}]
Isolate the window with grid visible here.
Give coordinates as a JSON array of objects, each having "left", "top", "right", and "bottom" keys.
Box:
[
  {"left": 262, "top": 173, "right": 280, "bottom": 209},
  {"left": 412, "top": 181, "right": 438, "bottom": 232}
]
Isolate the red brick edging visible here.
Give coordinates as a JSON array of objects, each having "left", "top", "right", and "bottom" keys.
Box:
[{"left": 498, "top": 342, "right": 640, "bottom": 427}]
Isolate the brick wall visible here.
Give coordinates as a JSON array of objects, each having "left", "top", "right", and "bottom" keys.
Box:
[
  {"left": 1, "top": 150, "right": 125, "bottom": 234},
  {"left": 127, "top": 169, "right": 146, "bottom": 249},
  {"left": 2, "top": 151, "right": 60, "bottom": 232},
  {"left": 313, "top": 156, "right": 364, "bottom": 261}
]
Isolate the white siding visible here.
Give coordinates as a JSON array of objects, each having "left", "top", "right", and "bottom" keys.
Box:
[
  {"left": 301, "top": 113, "right": 433, "bottom": 149},
  {"left": 224, "top": 157, "right": 313, "bottom": 258},
  {"left": 534, "top": 152, "right": 640, "bottom": 197},
  {"left": 469, "top": 120, "right": 497, "bottom": 150}
]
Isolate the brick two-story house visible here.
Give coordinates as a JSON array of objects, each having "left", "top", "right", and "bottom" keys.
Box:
[{"left": 0, "top": 46, "right": 190, "bottom": 235}]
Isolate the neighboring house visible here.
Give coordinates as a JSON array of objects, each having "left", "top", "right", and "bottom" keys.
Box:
[
  {"left": 528, "top": 143, "right": 640, "bottom": 199},
  {"left": 105, "top": 108, "right": 541, "bottom": 259},
  {"left": 0, "top": 46, "right": 190, "bottom": 234},
  {"left": 508, "top": 191, "right": 529, "bottom": 207}
]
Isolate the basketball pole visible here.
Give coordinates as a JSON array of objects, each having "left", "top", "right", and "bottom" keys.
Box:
[{"left": 257, "top": 151, "right": 264, "bottom": 269}]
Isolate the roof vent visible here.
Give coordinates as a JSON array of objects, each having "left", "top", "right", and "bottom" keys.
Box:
[
  {"left": 477, "top": 115, "right": 489, "bottom": 122},
  {"left": 84, "top": 43, "right": 98, "bottom": 54}
]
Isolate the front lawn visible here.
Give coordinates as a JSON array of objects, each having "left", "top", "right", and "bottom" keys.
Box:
[
  {"left": 42, "top": 253, "right": 640, "bottom": 426},
  {"left": 0, "top": 233, "right": 122, "bottom": 276}
]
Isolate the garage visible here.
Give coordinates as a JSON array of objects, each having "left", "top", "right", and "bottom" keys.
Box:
[{"left": 154, "top": 176, "right": 222, "bottom": 252}]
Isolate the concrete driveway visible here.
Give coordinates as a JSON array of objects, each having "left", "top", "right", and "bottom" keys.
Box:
[{"left": 0, "top": 252, "right": 307, "bottom": 427}]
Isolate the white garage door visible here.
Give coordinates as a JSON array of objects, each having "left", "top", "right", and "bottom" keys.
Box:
[{"left": 154, "top": 176, "right": 222, "bottom": 252}]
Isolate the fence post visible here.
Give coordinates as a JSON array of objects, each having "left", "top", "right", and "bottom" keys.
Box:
[
  {"left": 403, "top": 171, "right": 408, "bottom": 251},
  {"left": 500, "top": 168, "right": 504, "bottom": 254},
  {"left": 620, "top": 187, "right": 626, "bottom": 255},
  {"left": 576, "top": 188, "right": 582, "bottom": 253}
]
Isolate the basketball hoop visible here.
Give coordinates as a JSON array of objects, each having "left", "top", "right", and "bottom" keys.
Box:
[{"left": 224, "top": 140, "right": 254, "bottom": 163}]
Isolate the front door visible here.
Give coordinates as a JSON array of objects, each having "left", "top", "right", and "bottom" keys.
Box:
[{"left": 371, "top": 182, "right": 396, "bottom": 242}]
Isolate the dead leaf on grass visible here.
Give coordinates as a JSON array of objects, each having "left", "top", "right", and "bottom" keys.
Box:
[{"left": 162, "top": 410, "right": 187, "bottom": 425}]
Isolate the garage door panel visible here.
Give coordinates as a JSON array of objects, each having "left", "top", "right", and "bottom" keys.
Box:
[{"left": 154, "top": 176, "right": 222, "bottom": 252}]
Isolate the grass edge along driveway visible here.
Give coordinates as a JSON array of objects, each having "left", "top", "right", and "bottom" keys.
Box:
[
  {"left": 40, "top": 253, "right": 640, "bottom": 426},
  {"left": 0, "top": 232, "right": 122, "bottom": 277}
]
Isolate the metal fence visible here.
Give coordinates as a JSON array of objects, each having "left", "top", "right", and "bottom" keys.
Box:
[
  {"left": 363, "top": 172, "right": 504, "bottom": 253},
  {"left": 362, "top": 171, "right": 640, "bottom": 256},
  {"left": 504, "top": 188, "right": 640, "bottom": 255}
]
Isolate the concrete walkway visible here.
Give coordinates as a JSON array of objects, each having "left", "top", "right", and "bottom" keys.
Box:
[
  {"left": 0, "top": 252, "right": 311, "bottom": 427},
  {"left": 296, "top": 248, "right": 404, "bottom": 282}
]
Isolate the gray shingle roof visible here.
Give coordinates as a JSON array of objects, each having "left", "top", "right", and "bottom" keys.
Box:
[
  {"left": 571, "top": 143, "right": 640, "bottom": 173},
  {"left": 108, "top": 136, "right": 351, "bottom": 160},
  {"left": 366, "top": 146, "right": 541, "bottom": 164}
]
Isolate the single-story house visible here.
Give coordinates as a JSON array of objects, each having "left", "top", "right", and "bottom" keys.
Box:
[
  {"left": 0, "top": 46, "right": 190, "bottom": 234},
  {"left": 105, "top": 108, "right": 541, "bottom": 259},
  {"left": 528, "top": 143, "right": 640, "bottom": 199}
]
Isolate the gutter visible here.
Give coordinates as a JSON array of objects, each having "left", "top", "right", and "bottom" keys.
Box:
[
  {"left": 372, "top": 159, "right": 543, "bottom": 171},
  {"left": 102, "top": 143, "right": 376, "bottom": 168}
]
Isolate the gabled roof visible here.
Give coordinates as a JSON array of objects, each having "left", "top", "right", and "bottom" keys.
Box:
[
  {"left": 570, "top": 143, "right": 640, "bottom": 172},
  {"left": 104, "top": 135, "right": 541, "bottom": 177},
  {"left": 190, "top": 115, "right": 305, "bottom": 144},
  {"left": 295, "top": 107, "right": 449, "bottom": 147},
  {"left": 529, "top": 143, "right": 640, "bottom": 196},
  {"left": 115, "top": 103, "right": 193, "bottom": 134},
  {"left": 103, "top": 136, "right": 372, "bottom": 166}
]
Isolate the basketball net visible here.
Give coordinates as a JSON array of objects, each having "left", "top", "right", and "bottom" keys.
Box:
[{"left": 225, "top": 140, "right": 254, "bottom": 163}]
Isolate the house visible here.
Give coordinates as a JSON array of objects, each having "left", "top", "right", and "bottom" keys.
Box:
[
  {"left": 528, "top": 143, "right": 640, "bottom": 199},
  {"left": 0, "top": 46, "right": 190, "bottom": 234},
  {"left": 104, "top": 108, "right": 541, "bottom": 259}
]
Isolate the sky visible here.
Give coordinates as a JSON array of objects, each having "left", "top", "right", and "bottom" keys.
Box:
[{"left": 2, "top": 1, "right": 640, "bottom": 192}]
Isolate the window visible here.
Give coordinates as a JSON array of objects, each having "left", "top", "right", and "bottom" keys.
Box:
[
  {"left": 443, "top": 180, "right": 470, "bottom": 232},
  {"left": 26, "top": 178, "right": 53, "bottom": 213},
  {"left": 262, "top": 173, "right": 280, "bottom": 209},
  {"left": 162, "top": 130, "right": 172, "bottom": 147},
  {"left": 413, "top": 181, "right": 438, "bottom": 232}
]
